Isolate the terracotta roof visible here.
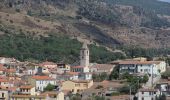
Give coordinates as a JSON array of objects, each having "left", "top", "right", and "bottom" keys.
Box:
[
  {"left": 20, "top": 85, "right": 34, "bottom": 89},
  {"left": 71, "top": 66, "right": 84, "bottom": 68},
  {"left": 119, "top": 60, "right": 162, "bottom": 65},
  {"left": 0, "top": 86, "right": 17, "bottom": 91},
  {"left": 66, "top": 72, "right": 79, "bottom": 76},
  {"left": 139, "top": 88, "right": 158, "bottom": 92},
  {"left": 0, "top": 79, "right": 8, "bottom": 82},
  {"left": 0, "top": 67, "right": 5, "bottom": 71},
  {"left": 32, "top": 76, "right": 53, "bottom": 80},
  {"left": 40, "top": 91, "right": 59, "bottom": 97},
  {"left": 5, "top": 69, "right": 16, "bottom": 73}
]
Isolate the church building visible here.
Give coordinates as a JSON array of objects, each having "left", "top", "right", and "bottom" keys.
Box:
[{"left": 71, "top": 43, "right": 90, "bottom": 73}]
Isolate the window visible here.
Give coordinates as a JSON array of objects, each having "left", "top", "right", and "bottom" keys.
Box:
[
  {"left": 151, "top": 98, "right": 154, "bottom": 100},
  {"left": 142, "top": 97, "right": 144, "bottom": 100},
  {"left": 141, "top": 69, "right": 143, "bottom": 72},
  {"left": 149, "top": 92, "right": 152, "bottom": 95},
  {"left": 75, "top": 84, "right": 80, "bottom": 87},
  {"left": 2, "top": 93, "right": 4, "bottom": 97},
  {"left": 154, "top": 92, "right": 156, "bottom": 94},
  {"left": 142, "top": 92, "right": 144, "bottom": 94},
  {"left": 83, "top": 84, "right": 87, "bottom": 87}
]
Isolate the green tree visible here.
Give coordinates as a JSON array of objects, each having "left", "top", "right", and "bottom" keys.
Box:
[
  {"left": 142, "top": 74, "right": 149, "bottom": 83},
  {"left": 44, "top": 83, "right": 55, "bottom": 91},
  {"left": 109, "top": 66, "right": 119, "bottom": 80}
]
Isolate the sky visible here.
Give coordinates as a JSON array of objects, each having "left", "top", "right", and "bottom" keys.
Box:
[{"left": 159, "top": 0, "right": 170, "bottom": 2}]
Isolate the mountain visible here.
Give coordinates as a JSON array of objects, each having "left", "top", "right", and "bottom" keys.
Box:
[{"left": 0, "top": 0, "right": 170, "bottom": 63}]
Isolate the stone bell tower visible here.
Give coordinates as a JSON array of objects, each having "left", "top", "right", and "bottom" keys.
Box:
[{"left": 80, "top": 42, "right": 89, "bottom": 68}]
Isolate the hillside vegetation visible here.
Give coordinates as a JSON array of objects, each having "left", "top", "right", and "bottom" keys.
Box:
[{"left": 0, "top": 0, "right": 170, "bottom": 62}]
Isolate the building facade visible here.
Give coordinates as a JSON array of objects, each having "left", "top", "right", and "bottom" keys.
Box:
[
  {"left": 137, "top": 89, "right": 160, "bottom": 100},
  {"left": 61, "top": 80, "right": 93, "bottom": 94}
]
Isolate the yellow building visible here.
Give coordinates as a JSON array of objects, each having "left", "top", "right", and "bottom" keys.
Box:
[
  {"left": 61, "top": 80, "right": 93, "bottom": 94},
  {"left": 19, "top": 85, "right": 36, "bottom": 95}
]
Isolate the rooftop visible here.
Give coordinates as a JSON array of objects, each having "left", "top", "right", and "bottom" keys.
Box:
[
  {"left": 139, "top": 88, "right": 158, "bottom": 92},
  {"left": 20, "top": 85, "right": 34, "bottom": 89},
  {"left": 32, "top": 75, "right": 53, "bottom": 80},
  {"left": 118, "top": 60, "right": 162, "bottom": 65}
]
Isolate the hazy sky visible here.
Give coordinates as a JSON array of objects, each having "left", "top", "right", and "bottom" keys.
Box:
[{"left": 159, "top": 0, "right": 170, "bottom": 2}]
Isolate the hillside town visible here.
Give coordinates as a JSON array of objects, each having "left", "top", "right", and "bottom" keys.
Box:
[{"left": 0, "top": 43, "right": 169, "bottom": 100}]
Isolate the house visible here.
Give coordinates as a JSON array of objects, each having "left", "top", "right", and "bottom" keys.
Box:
[
  {"left": 89, "top": 64, "right": 114, "bottom": 74},
  {"left": 65, "top": 72, "right": 79, "bottom": 80},
  {"left": 24, "top": 63, "right": 39, "bottom": 75},
  {"left": 61, "top": 80, "right": 93, "bottom": 94},
  {"left": 0, "top": 57, "right": 18, "bottom": 64},
  {"left": 19, "top": 85, "right": 36, "bottom": 95},
  {"left": 40, "top": 91, "right": 64, "bottom": 100},
  {"left": 71, "top": 66, "right": 89, "bottom": 73},
  {"left": 136, "top": 89, "right": 160, "bottom": 100},
  {"left": 4, "top": 68, "right": 16, "bottom": 76},
  {"left": 39, "top": 61, "right": 57, "bottom": 69},
  {"left": 82, "top": 80, "right": 124, "bottom": 98},
  {"left": 57, "top": 64, "right": 70, "bottom": 74},
  {"left": 0, "top": 64, "right": 5, "bottom": 75},
  {"left": 155, "top": 79, "right": 170, "bottom": 96},
  {"left": 0, "top": 78, "right": 14, "bottom": 88},
  {"left": 118, "top": 60, "right": 166, "bottom": 75},
  {"left": 0, "top": 89, "right": 9, "bottom": 100},
  {"left": 10, "top": 91, "right": 64, "bottom": 100},
  {"left": 79, "top": 72, "right": 92, "bottom": 80},
  {"left": 29, "top": 75, "right": 57, "bottom": 91}
]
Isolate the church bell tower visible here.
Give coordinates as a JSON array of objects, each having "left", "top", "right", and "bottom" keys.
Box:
[{"left": 80, "top": 42, "right": 89, "bottom": 68}]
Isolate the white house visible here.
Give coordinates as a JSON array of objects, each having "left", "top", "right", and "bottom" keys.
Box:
[
  {"left": 79, "top": 72, "right": 92, "bottom": 80},
  {"left": 57, "top": 64, "right": 70, "bottom": 74},
  {"left": 0, "top": 89, "right": 9, "bottom": 100},
  {"left": 30, "top": 75, "right": 57, "bottom": 91},
  {"left": 137, "top": 89, "right": 160, "bottom": 100},
  {"left": 119, "top": 60, "right": 166, "bottom": 75}
]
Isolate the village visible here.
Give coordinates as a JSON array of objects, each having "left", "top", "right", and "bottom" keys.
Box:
[{"left": 0, "top": 43, "right": 169, "bottom": 100}]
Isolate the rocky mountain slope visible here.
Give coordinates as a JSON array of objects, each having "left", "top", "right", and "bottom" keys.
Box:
[{"left": 0, "top": 0, "right": 170, "bottom": 48}]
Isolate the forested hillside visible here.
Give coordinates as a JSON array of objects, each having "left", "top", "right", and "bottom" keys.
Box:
[{"left": 0, "top": 0, "right": 170, "bottom": 63}]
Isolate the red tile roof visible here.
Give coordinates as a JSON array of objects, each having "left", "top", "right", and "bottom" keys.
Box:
[
  {"left": 0, "top": 79, "right": 8, "bottom": 82},
  {"left": 32, "top": 76, "right": 53, "bottom": 80},
  {"left": 5, "top": 69, "right": 16, "bottom": 73},
  {"left": 66, "top": 72, "right": 79, "bottom": 76},
  {"left": 20, "top": 85, "right": 34, "bottom": 89}
]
